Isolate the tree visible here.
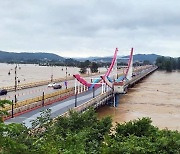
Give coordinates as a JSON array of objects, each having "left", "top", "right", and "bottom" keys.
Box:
[
  {"left": 177, "top": 58, "right": 180, "bottom": 70},
  {"left": 156, "top": 56, "right": 165, "bottom": 69},
  {"left": 30, "top": 109, "right": 52, "bottom": 129},
  {"left": 79, "top": 61, "right": 90, "bottom": 74},
  {"left": 165, "top": 59, "right": 173, "bottom": 72},
  {"left": 102, "top": 117, "right": 180, "bottom": 154},
  {"left": 84, "top": 60, "right": 91, "bottom": 67},
  {"left": 90, "top": 62, "right": 98, "bottom": 73},
  {"left": 0, "top": 108, "right": 179, "bottom": 153},
  {"left": 143, "top": 60, "right": 151, "bottom": 65},
  {"left": 0, "top": 100, "right": 12, "bottom": 122},
  {"left": 79, "top": 63, "right": 87, "bottom": 74},
  {"left": 171, "top": 58, "right": 177, "bottom": 70},
  {"left": 156, "top": 56, "right": 178, "bottom": 72}
]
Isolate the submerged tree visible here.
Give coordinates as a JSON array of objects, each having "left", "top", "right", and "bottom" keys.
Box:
[
  {"left": 90, "top": 62, "right": 98, "bottom": 73},
  {"left": 165, "top": 59, "right": 173, "bottom": 72},
  {"left": 156, "top": 56, "right": 180, "bottom": 72},
  {"left": 79, "top": 62, "right": 88, "bottom": 74}
]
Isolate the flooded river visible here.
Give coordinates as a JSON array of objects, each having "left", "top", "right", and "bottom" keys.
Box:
[
  {"left": 97, "top": 71, "right": 180, "bottom": 131},
  {"left": 0, "top": 63, "right": 107, "bottom": 87}
]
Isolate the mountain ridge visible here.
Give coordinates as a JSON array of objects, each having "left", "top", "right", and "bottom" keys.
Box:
[
  {"left": 0, "top": 50, "right": 64, "bottom": 62},
  {"left": 0, "top": 50, "right": 160, "bottom": 63},
  {"left": 75, "top": 54, "right": 161, "bottom": 63}
]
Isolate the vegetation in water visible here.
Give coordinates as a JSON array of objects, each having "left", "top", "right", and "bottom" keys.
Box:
[
  {"left": 0, "top": 107, "right": 179, "bottom": 153},
  {"left": 156, "top": 56, "right": 180, "bottom": 72},
  {"left": 79, "top": 60, "right": 99, "bottom": 74}
]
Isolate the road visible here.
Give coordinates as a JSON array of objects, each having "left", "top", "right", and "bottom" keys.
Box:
[
  {"left": 5, "top": 87, "right": 102, "bottom": 127},
  {"left": 0, "top": 69, "right": 123, "bottom": 102},
  {"left": 4, "top": 66, "right": 150, "bottom": 127}
]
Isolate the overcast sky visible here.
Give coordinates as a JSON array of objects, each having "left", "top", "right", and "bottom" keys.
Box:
[{"left": 0, "top": 0, "right": 180, "bottom": 57}]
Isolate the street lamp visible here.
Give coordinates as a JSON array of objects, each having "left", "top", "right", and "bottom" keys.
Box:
[
  {"left": 93, "top": 87, "right": 95, "bottom": 98},
  {"left": 14, "top": 64, "right": 17, "bottom": 105},
  {"left": 65, "top": 65, "right": 67, "bottom": 89},
  {"left": 42, "top": 92, "right": 45, "bottom": 107},
  {"left": 75, "top": 91, "right": 77, "bottom": 107},
  {"left": 11, "top": 100, "right": 14, "bottom": 118},
  {"left": 51, "top": 65, "right": 53, "bottom": 82}
]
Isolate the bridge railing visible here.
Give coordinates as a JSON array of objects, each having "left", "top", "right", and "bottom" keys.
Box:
[
  {"left": 2, "top": 84, "right": 90, "bottom": 120},
  {"left": 125, "top": 66, "right": 158, "bottom": 87},
  {"left": 60, "top": 90, "right": 113, "bottom": 117},
  {"left": 0, "top": 71, "right": 106, "bottom": 92},
  {"left": 1, "top": 87, "right": 74, "bottom": 111}
]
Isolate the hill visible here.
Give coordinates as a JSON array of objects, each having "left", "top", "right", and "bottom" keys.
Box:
[
  {"left": 0, "top": 50, "right": 64, "bottom": 63},
  {"left": 122, "top": 54, "right": 160, "bottom": 63},
  {"left": 0, "top": 50, "right": 160, "bottom": 65},
  {"left": 76, "top": 54, "right": 160, "bottom": 63}
]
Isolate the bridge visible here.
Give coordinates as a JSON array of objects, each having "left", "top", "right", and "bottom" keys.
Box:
[{"left": 1, "top": 48, "right": 158, "bottom": 127}]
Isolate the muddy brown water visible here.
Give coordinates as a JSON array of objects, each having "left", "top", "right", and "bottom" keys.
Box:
[
  {"left": 0, "top": 63, "right": 107, "bottom": 87},
  {"left": 97, "top": 71, "right": 180, "bottom": 131}
]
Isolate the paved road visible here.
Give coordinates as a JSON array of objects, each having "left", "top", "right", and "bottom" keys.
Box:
[
  {"left": 4, "top": 66, "right": 149, "bottom": 127},
  {"left": 0, "top": 74, "right": 97, "bottom": 101},
  {"left": 0, "top": 70, "right": 123, "bottom": 102},
  {"left": 5, "top": 87, "right": 102, "bottom": 127}
]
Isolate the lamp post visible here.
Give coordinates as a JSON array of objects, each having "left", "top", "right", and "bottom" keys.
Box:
[
  {"left": 14, "top": 64, "right": 17, "bottom": 105},
  {"left": 11, "top": 100, "right": 14, "bottom": 118},
  {"left": 51, "top": 65, "right": 53, "bottom": 82},
  {"left": 65, "top": 65, "right": 67, "bottom": 89},
  {"left": 93, "top": 87, "right": 95, "bottom": 98},
  {"left": 75, "top": 91, "right": 77, "bottom": 107},
  {"left": 74, "top": 79, "right": 77, "bottom": 107},
  {"left": 42, "top": 92, "right": 45, "bottom": 107}
]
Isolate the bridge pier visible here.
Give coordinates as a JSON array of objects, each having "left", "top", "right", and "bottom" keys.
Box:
[{"left": 113, "top": 93, "right": 120, "bottom": 107}]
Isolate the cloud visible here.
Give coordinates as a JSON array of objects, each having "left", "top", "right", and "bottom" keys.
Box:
[{"left": 0, "top": 0, "right": 180, "bottom": 57}]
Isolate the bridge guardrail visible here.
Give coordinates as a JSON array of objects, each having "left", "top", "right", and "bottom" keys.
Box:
[
  {"left": 1, "top": 87, "right": 75, "bottom": 111},
  {"left": 125, "top": 66, "right": 158, "bottom": 87},
  {"left": 0, "top": 71, "right": 106, "bottom": 92},
  {"left": 60, "top": 90, "right": 113, "bottom": 118}
]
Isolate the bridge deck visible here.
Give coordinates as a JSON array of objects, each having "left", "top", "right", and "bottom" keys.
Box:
[
  {"left": 5, "top": 88, "right": 102, "bottom": 127},
  {"left": 4, "top": 66, "right": 158, "bottom": 127}
]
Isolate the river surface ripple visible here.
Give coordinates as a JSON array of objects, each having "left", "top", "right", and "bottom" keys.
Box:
[{"left": 97, "top": 71, "right": 180, "bottom": 131}]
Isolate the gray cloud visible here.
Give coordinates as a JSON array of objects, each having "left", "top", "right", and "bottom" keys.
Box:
[{"left": 0, "top": 0, "right": 180, "bottom": 57}]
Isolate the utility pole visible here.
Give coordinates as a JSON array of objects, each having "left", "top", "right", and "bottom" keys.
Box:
[
  {"left": 74, "top": 78, "right": 78, "bottom": 107},
  {"left": 65, "top": 65, "right": 67, "bottom": 89},
  {"left": 51, "top": 65, "right": 53, "bottom": 82},
  {"left": 11, "top": 100, "right": 14, "bottom": 118},
  {"left": 42, "top": 92, "right": 45, "bottom": 107},
  {"left": 14, "top": 64, "right": 17, "bottom": 105},
  {"left": 75, "top": 91, "right": 77, "bottom": 107},
  {"left": 93, "top": 87, "right": 95, "bottom": 98}
]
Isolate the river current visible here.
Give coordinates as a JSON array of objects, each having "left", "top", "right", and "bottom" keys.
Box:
[{"left": 97, "top": 71, "right": 180, "bottom": 131}]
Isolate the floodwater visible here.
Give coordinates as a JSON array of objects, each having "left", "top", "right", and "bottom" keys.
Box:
[
  {"left": 97, "top": 71, "right": 180, "bottom": 131},
  {"left": 0, "top": 63, "right": 107, "bottom": 87}
]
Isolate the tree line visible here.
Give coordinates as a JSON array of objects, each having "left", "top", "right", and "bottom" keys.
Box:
[
  {"left": 0, "top": 100, "right": 179, "bottom": 153},
  {"left": 156, "top": 56, "right": 180, "bottom": 72},
  {"left": 79, "top": 60, "right": 99, "bottom": 74}
]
